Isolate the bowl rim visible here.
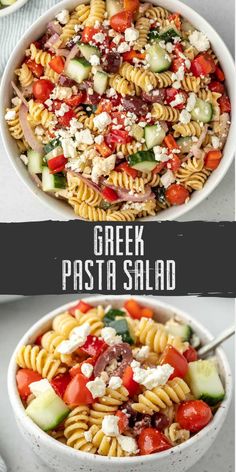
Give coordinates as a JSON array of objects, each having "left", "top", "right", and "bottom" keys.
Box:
[
  {"left": 0, "top": 0, "right": 29, "bottom": 18},
  {"left": 7, "top": 295, "right": 233, "bottom": 464},
  {"left": 0, "top": 0, "right": 235, "bottom": 221}
]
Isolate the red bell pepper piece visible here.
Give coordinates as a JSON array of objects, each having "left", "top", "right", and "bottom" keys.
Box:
[
  {"left": 115, "top": 162, "right": 138, "bottom": 178},
  {"left": 219, "top": 95, "right": 231, "bottom": 113},
  {"left": 101, "top": 187, "right": 119, "bottom": 202},
  {"left": 69, "top": 300, "right": 93, "bottom": 316},
  {"left": 51, "top": 373, "right": 71, "bottom": 398},
  {"left": 122, "top": 366, "right": 140, "bottom": 396},
  {"left": 80, "top": 335, "right": 107, "bottom": 358},
  {"left": 191, "top": 53, "right": 216, "bottom": 77},
  {"left": 48, "top": 155, "right": 67, "bottom": 174},
  {"left": 49, "top": 56, "right": 65, "bottom": 74},
  {"left": 110, "top": 11, "right": 133, "bottom": 33}
]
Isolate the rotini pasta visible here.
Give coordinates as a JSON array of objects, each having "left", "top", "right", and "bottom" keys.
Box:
[
  {"left": 164, "top": 422, "right": 190, "bottom": 445},
  {"left": 136, "top": 317, "right": 188, "bottom": 354},
  {"left": 89, "top": 387, "right": 129, "bottom": 426},
  {"left": 7, "top": 1, "right": 230, "bottom": 221},
  {"left": 64, "top": 406, "right": 97, "bottom": 452},
  {"left": 16, "top": 345, "right": 66, "bottom": 381}
]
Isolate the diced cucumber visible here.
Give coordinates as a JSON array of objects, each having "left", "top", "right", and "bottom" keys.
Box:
[
  {"left": 191, "top": 98, "right": 213, "bottom": 123},
  {"left": 165, "top": 319, "right": 192, "bottom": 342},
  {"left": 78, "top": 43, "right": 100, "bottom": 62},
  {"left": 26, "top": 389, "right": 70, "bottom": 431},
  {"left": 45, "top": 146, "right": 64, "bottom": 162},
  {"left": 128, "top": 150, "right": 157, "bottom": 172},
  {"left": 104, "top": 308, "right": 125, "bottom": 326},
  {"left": 42, "top": 167, "right": 66, "bottom": 192},
  {"left": 106, "top": 0, "right": 123, "bottom": 18},
  {"left": 186, "top": 359, "right": 225, "bottom": 406},
  {"left": 66, "top": 58, "right": 91, "bottom": 84},
  {"left": 176, "top": 136, "right": 193, "bottom": 153},
  {"left": 44, "top": 138, "right": 61, "bottom": 155},
  {"left": 147, "top": 43, "right": 172, "bottom": 73},
  {"left": 131, "top": 124, "right": 144, "bottom": 141},
  {"left": 93, "top": 71, "right": 108, "bottom": 95},
  {"left": 110, "top": 318, "right": 134, "bottom": 345},
  {"left": 145, "top": 124, "right": 166, "bottom": 149},
  {"left": 27, "top": 150, "right": 44, "bottom": 174},
  {"left": 158, "top": 25, "right": 181, "bottom": 42}
]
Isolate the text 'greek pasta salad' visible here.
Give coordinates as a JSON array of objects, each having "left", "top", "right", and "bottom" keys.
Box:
[
  {"left": 6, "top": 1, "right": 231, "bottom": 221},
  {"left": 15, "top": 299, "right": 225, "bottom": 456}
]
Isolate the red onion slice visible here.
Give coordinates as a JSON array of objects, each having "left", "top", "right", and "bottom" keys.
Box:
[
  {"left": 19, "top": 104, "right": 43, "bottom": 154},
  {"left": 45, "top": 33, "right": 60, "bottom": 50},
  {"left": 56, "top": 49, "right": 70, "bottom": 57},
  {"left": 65, "top": 44, "right": 79, "bottom": 71},
  {"left": 47, "top": 21, "right": 62, "bottom": 36},
  {"left": 11, "top": 82, "right": 28, "bottom": 107}
]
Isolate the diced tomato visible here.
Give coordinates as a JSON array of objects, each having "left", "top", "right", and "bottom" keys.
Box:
[
  {"left": 164, "top": 134, "right": 180, "bottom": 152},
  {"left": 34, "top": 334, "right": 43, "bottom": 346},
  {"left": 183, "top": 346, "right": 198, "bottom": 363},
  {"left": 49, "top": 55, "right": 65, "bottom": 74},
  {"left": 32, "top": 79, "right": 54, "bottom": 102},
  {"left": 191, "top": 53, "right": 216, "bottom": 77},
  {"left": 165, "top": 184, "right": 190, "bottom": 205},
  {"left": 48, "top": 154, "right": 67, "bottom": 174},
  {"left": 64, "top": 91, "right": 86, "bottom": 107},
  {"left": 16, "top": 369, "right": 42, "bottom": 401},
  {"left": 168, "top": 13, "right": 181, "bottom": 30},
  {"left": 215, "top": 66, "right": 225, "bottom": 82},
  {"left": 173, "top": 43, "right": 184, "bottom": 55},
  {"left": 153, "top": 162, "right": 166, "bottom": 174},
  {"left": 167, "top": 154, "right": 181, "bottom": 172},
  {"left": 80, "top": 335, "right": 107, "bottom": 358},
  {"left": 171, "top": 57, "right": 186, "bottom": 74},
  {"left": 101, "top": 187, "right": 119, "bottom": 202},
  {"left": 69, "top": 357, "right": 96, "bottom": 378},
  {"left": 116, "top": 410, "right": 129, "bottom": 433},
  {"left": 63, "top": 373, "right": 94, "bottom": 406},
  {"left": 51, "top": 373, "right": 71, "bottom": 398},
  {"left": 96, "top": 99, "right": 112, "bottom": 114},
  {"left": 122, "top": 366, "right": 140, "bottom": 397},
  {"left": 69, "top": 300, "right": 93, "bottom": 316},
  {"left": 108, "top": 129, "right": 133, "bottom": 144},
  {"left": 138, "top": 428, "right": 172, "bottom": 455},
  {"left": 160, "top": 345, "right": 188, "bottom": 380},
  {"left": 26, "top": 59, "right": 44, "bottom": 78},
  {"left": 115, "top": 162, "right": 138, "bottom": 178},
  {"left": 81, "top": 26, "right": 100, "bottom": 43},
  {"left": 209, "top": 81, "right": 225, "bottom": 95},
  {"left": 205, "top": 150, "right": 222, "bottom": 170},
  {"left": 141, "top": 308, "right": 154, "bottom": 319},
  {"left": 96, "top": 142, "right": 113, "bottom": 157},
  {"left": 219, "top": 95, "right": 231, "bottom": 113},
  {"left": 110, "top": 11, "right": 133, "bottom": 33},
  {"left": 165, "top": 89, "right": 188, "bottom": 110},
  {"left": 176, "top": 400, "right": 213, "bottom": 433},
  {"left": 123, "top": 50, "right": 145, "bottom": 62},
  {"left": 124, "top": 0, "right": 139, "bottom": 13},
  {"left": 57, "top": 109, "right": 76, "bottom": 127}
]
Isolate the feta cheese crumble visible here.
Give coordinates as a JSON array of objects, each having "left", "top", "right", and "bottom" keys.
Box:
[
  {"left": 84, "top": 430, "right": 92, "bottom": 442},
  {"left": 93, "top": 112, "right": 111, "bottom": 132},
  {"left": 19, "top": 154, "right": 28, "bottom": 166},
  {"left": 189, "top": 30, "right": 210, "bottom": 52},
  {"left": 5, "top": 110, "right": 16, "bottom": 120},
  {"left": 131, "top": 361, "right": 174, "bottom": 389},
  {"left": 108, "top": 376, "right": 123, "bottom": 389},
  {"left": 91, "top": 154, "right": 116, "bottom": 183},
  {"left": 87, "top": 377, "right": 106, "bottom": 398},
  {"left": 101, "top": 327, "right": 122, "bottom": 346},
  {"left": 117, "top": 435, "right": 138, "bottom": 454},
  {"left": 125, "top": 27, "right": 139, "bottom": 42},
  {"left": 56, "top": 9, "right": 70, "bottom": 25},
  {"left": 160, "top": 170, "right": 175, "bottom": 189},
  {"left": 29, "top": 379, "right": 54, "bottom": 397},
  {"left": 179, "top": 109, "right": 191, "bottom": 124},
  {"left": 75, "top": 129, "right": 94, "bottom": 145},
  {"left": 81, "top": 363, "right": 94, "bottom": 378},
  {"left": 89, "top": 54, "right": 100, "bottom": 66},
  {"left": 102, "top": 415, "right": 120, "bottom": 436},
  {"left": 133, "top": 346, "right": 150, "bottom": 361},
  {"left": 153, "top": 146, "right": 170, "bottom": 162},
  {"left": 57, "top": 322, "right": 91, "bottom": 354},
  {"left": 211, "top": 136, "right": 220, "bottom": 149},
  {"left": 117, "top": 42, "right": 131, "bottom": 53}
]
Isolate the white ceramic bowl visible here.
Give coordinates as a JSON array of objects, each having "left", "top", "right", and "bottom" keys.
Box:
[
  {"left": 8, "top": 295, "right": 232, "bottom": 472},
  {"left": 0, "top": 0, "right": 29, "bottom": 18},
  {"left": 0, "top": 0, "right": 235, "bottom": 221}
]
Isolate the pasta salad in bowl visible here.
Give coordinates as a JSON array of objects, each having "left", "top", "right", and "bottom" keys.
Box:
[
  {"left": 1, "top": 0, "right": 235, "bottom": 221},
  {"left": 8, "top": 296, "right": 232, "bottom": 472}
]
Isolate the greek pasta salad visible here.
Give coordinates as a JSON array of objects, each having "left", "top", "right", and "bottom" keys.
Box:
[
  {"left": 15, "top": 299, "right": 225, "bottom": 457},
  {"left": 5, "top": 1, "right": 231, "bottom": 221}
]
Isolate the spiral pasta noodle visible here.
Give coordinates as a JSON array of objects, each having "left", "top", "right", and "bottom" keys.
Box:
[
  {"left": 143, "top": 173, "right": 160, "bottom": 187},
  {"left": 6, "top": 104, "right": 23, "bottom": 140},
  {"left": 155, "top": 71, "right": 175, "bottom": 88},
  {"left": 109, "top": 74, "right": 139, "bottom": 97},
  {"left": 86, "top": 0, "right": 105, "bottom": 26},
  {"left": 181, "top": 75, "right": 201, "bottom": 93},
  {"left": 16, "top": 345, "right": 66, "bottom": 381},
  {"left": 145, "top": 6, "right": 169, "bottom": 20},
  {"left": 52, "top": 312, "right": 79, "bottom": 338},
  {"left": 164, "top": 423, "right": 190, "bottom": 445},
  {"left": 29, "top": 43, "right": 52, "bottom": 67},
  {"left": 89, "top": 387, "right": 129, "bottom": 426},
  {"left": 15, "top": 63, "right": 33, "bottom": 88},
  {"left": 60, "top": 4, "right": 90, "bottom": 46},
  {"left": 134, "top": 17, "right": 150, "bottom": 51},
  {"left": 69, "top": 202, "right": 110, "bottom": 221},
  {"left": 64, "top": 406, "right": 97, "bottom": 452},
  {"left": 116, "top": 141, "right": 146, "bottom": 156},
  {"left": 197, "top": 89, "right": 221, "bottom": 105},
  {"left": 136, "top": 317, "right": 188, "bottom": 354},
  {"left": 107, "top": 209, "right": 137, "bottom": 221},
  {"left": 106, "top": 171, "right": 147, "bottom": 194},
  {"left": 67, "top": 174, "right": 102, "bottom": 207},
  {"left": 132, "top": 378, "right": 191, "bottom": 415},
  {"left": 74, "top": 311, "right": 104, "bottom": 336},
  {"left": 41, "top": 330, "right": 72, "bottom": 365},
  {"left": 92, "top": 429, "right": 129, "bottom": 457},
  {"left": 43, "top": 66, "right": 60, "bottom": 84},
  {"left": 119, "top": 62, "right": 157, "bottom": 92},
  {"left": 74, "top": 107, "right": 97, "bottom": 131},
  {"left": 175, "top": 157, "right": 204, "bottom": 183},
  {"left": 184, "top": 168, "right": 211, "bottom": 190},
  {"left": 28, "top": 100, "right": 55, "bottom": 129},
  {"left": 151, "top": 103, "right": 180, "bottom": 122},
  {"left": 173, "top": 121, "right": 203, "bottom": 138}
]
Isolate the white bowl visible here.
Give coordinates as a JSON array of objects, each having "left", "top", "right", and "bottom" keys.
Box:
[
  {"left": 8, "top": 295, "right": 232, "bottom": 472},
  {"left": 0, "top": 0, "right": 29, "bottom": 18},
  {"left": 0, "top": 0, "right": 235, "bottom": 221}
]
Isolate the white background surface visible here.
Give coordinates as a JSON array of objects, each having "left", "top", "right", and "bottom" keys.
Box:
[
  {"left": 0, "top": 0, "right": 234, "bottom": 222},
  {"left": 0, "top": 295, "right": 234, "bottom": 472}
]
